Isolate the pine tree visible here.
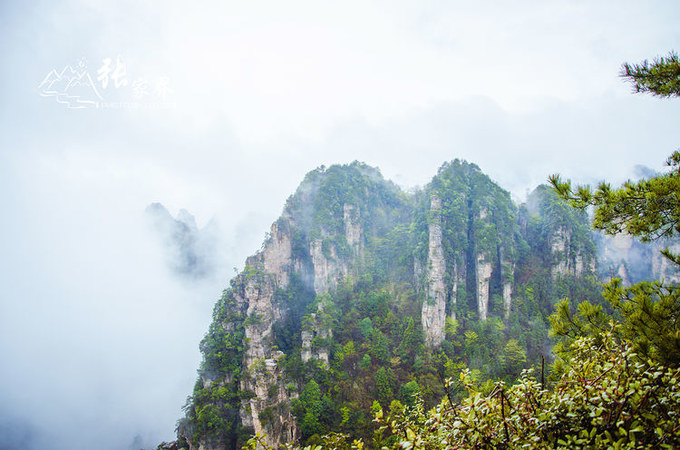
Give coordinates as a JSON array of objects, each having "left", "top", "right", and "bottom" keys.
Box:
[
  {"left": 549, "top": 51, "right": 680, "bottom": 367},
  {"left": 621, "top": 51, "right": 680, "bottom": 97}
]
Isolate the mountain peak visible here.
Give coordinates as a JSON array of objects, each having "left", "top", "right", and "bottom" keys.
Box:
[{"left": 176, "top": 160, "right": 611, "bottom": 449}]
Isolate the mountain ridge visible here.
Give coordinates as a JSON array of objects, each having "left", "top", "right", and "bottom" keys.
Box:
[{"left": 175, "top": 159, "right": 667, "bottom": 450}]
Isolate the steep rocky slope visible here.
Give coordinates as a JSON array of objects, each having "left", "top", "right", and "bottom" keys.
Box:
[{"left": 176, "top": 161, "right": 614, "bottom": 449}]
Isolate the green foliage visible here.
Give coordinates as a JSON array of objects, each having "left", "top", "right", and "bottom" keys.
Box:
[
  {"left": 194, "top": 404, "right": 227, "bottom": 440},
  {"left": 551, "top": 279, "right": 680, "bottom": 368},
  {"left": 273, "top": 273, "right": 317, "bottom": 357},
  {"left": 358, "top": 354, "right": 371, "bottom": 371},
  {"left": 500, "top": 339, "right": 527, "bottom": 379},
  {"left": 285, "top": 161, "right": 409, "bottom": 241},
  {"left": 357, "top": 317, "right": 373, "bottom": 339},
  {"left": 396, "top": 317, "right": 423, "bottom": 364},
  {"left": 549, "top": 144, "right": 680, "bottom": 371},
  {"left": 248, "top": 331, "right": 680, "bottom": 449},
  {"left": 182, "top": 377, "right": 243, "bottom": 448},
  {"left": 178, "top": 282, "right": 253, "bottom": 448},
  {"left": 369, "top": 329, "right": 391, "bottom": 365},
  {"left": 198, "top": 290, "right": 245, "bottom": 376},
  {"left": 523, "top": 184, "right": 596, "bottom": 270},
  {"left": 397, "top": 381, "right": 420, "bottom": 408},
  {"left": 359, "top": 291, "right": 390, "bottom": 320},
  {"left": 375, "top": 330, "right": 680, "bottom": 449},
  {"left": 374, "top": 367, "right": 395, "bottom": 407},
  {"left": 621, "top": 51, "right": 680, "bottom": 98},
  {"left": 295, "top": 380, "right": 323, "bottom": 440}
]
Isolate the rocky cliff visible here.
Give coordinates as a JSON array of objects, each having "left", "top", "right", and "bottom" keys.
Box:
[
  {"left": 422, "top": 195, "right": 447, "bottom": 347},
  {"left": 599, "top": 234, "right": 680, "bottom": 284},
  {"left": 177, "top": 161, "right": 643, "bottom": 450},
  {"left": 416, "top": 160, "right": 522, "bottom": 338},
  {"left": 521, "top": 184, "right": 597, "bottom": 281}
]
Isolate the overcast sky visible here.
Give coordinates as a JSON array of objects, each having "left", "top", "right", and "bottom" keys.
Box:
[{"left": 1, "top": 1, "right": 680, "bottom": 449}]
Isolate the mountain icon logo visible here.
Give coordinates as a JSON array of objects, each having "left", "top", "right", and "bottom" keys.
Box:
[{"left": 38, "top": 60, "right": 103, "bottom": 109}]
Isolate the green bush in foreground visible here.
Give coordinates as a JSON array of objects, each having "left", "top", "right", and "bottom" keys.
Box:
[{"left": 375, "top": 328, "right": 680, "bottom": 449}]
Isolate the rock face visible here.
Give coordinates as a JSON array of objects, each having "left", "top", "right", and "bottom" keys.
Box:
[
  {"left": 422, "top": 195, "right": 447, "bottom": 347},
  {"left": 310, "top": 239, "right": 342, "bottom": 295},
  {"left": 475, "top": 252, "right": 493, "bottom": 322},
  {"left": 473, "top": 207, "right": 494, "bottom": 322},
  {"left": 238, "top": 234, "right": 298, "bottom": 448},
  {"left": 310, "top": 203, "right": 364, "bottom": 295},
  {"left": 599, "top": 234, "right": 680, "bottom": 284},
  {"left": 600, "top": 234, "right": 636, "bottom": 284},
  {"left": 300, "top": 300, "right": 334, "bottom": 365},
  {"left": 261, "top": 220, "right": 293, "bottom": 288},
  {"left": 502, "top": 281, "right": 512, "bottom": 319},
  {"left": 344, "top": 204, "right": 364, "bottom": 256},
  {"left": 549, "top": 226, "right": 594, "bottom": 278},
  {"left": 310, "top": 238, "right": 351, "bottom": 295},
  {"left": 183, "top": 216, "right": 302, "bottom": 450},
  {"left": 523, "top": 185, "right": 597, "bottom": 283},
  {"left": 500, "top": 247, "right": 514, "bottom": 319},
  {"left": 182, "top": 163, "right": 402, "bottom": 449},
  {"left": 418, "top": 161, "right": 522, "bottom": 341},
  {"left": 239, "top": 350, "right": 297, "bottom": 447},
  {"left": 651, "top": 241, "right": 680, "bottom": 283},
  {"left": 234, "top": 200, "right": 361, "bottom": 447}
]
